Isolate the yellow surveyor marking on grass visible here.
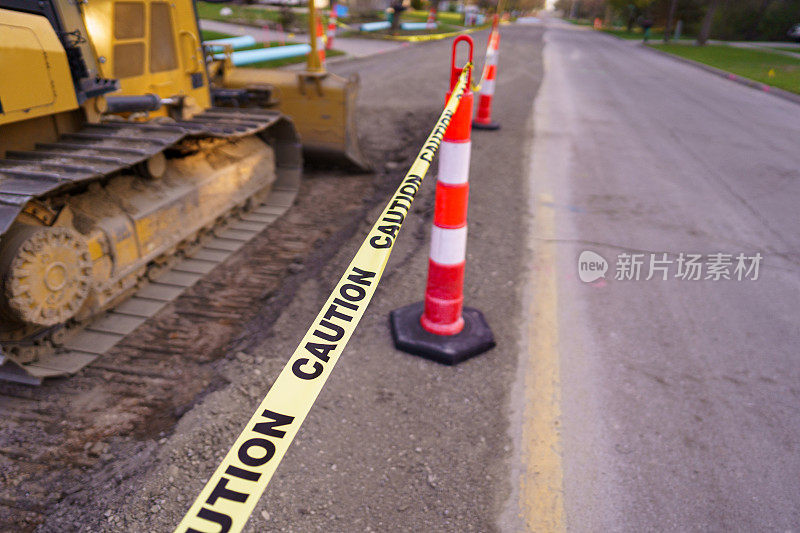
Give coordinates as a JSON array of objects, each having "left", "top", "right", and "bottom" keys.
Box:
[{"left": 175, "top": 65, "right": 472, "bottom": 533}]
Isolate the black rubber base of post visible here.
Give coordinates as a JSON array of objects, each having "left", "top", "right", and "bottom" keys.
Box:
[
  {"left": 389, "top": 302, "right": 495, "bottom": 365},
  {"left": 472, "top": 121, "right": 501, "bottom": 131}
]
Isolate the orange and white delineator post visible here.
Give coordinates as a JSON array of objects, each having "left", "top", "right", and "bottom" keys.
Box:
[
  {"left": 426, "top": 7, "right": 437, "bottom": 29},
  {"left": 474, "top": 16, "right": 501, "bottom": 130},
  {"left": 316, "top": 19, "right": 327, "bottom": 66},
  {"left": 326, "top": 6, "right": 337, "bottom": 50},
  {"left": 390, "top": 36, "right": 495, "bottom": 366},
  {"left": 421, "top": 42, "right": 475, "bottom": 336}
]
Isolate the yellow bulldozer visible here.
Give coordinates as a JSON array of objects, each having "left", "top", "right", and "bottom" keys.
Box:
[
  {"left": 0, "top": 0, "right": 365, "bottom": 383},
  {"left": 205, "top": 1, "right": 371, "bottom": 171}
]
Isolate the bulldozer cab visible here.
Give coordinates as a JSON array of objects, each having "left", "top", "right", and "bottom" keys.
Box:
[{"left": 80, "top": 0, "right": 210, "bottom": 115}]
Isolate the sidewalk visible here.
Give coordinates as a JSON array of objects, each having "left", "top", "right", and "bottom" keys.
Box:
[{"left": 200, "top": 19, "right": 408, "bottom": 59}]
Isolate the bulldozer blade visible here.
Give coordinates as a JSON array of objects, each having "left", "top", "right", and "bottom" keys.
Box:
[{"left": 222, "top": 68, "right": 372, "bottom": 172}]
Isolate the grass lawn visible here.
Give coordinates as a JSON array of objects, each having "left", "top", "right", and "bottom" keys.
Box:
[
  {"left": 345, "top": 13, "right": 469, "bottom": 38},
  {"left": 566, "top": 18, "right": 592, "bottom": 26},
  {"left": 768, "top": 46, "right": 800, "bottom": 54},
  {"left": 197, "top": 1, "right": 330, "bottom": 31},
  {"left": 649, "top": 44, "right": 800, "bottom": 94},
  {"left": 200, "top": 30, "right": 344, "bottom": 69},
  {"left": 602, "top": 27, "right": 666, "bottom": 41},
  {"left": 198, "top": 2, "right": 282, "bottom": 25},
  {"left": 403, "top": 9, "right": 465, "bottom": 26},
  {"left": 200, "top": 29, "right": 236, "bottom": 41}
]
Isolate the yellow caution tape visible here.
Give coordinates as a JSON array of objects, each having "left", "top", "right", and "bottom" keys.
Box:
[
  {"left": 174, "top": 65, "right": 472, "bottom": 533},
  {"left": 472, "top": 27, "right": 498, "bottom": 93},
  {"left": 471, "top": 46, "right": 490, "bottom": 92}
]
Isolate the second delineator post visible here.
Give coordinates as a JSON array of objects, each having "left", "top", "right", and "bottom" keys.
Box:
[
  {"left": 327, "top": 5, "right": 337, "bottom": 50},
  {"left": 473, "top": 16, "right": 501, "bottom": 130}
]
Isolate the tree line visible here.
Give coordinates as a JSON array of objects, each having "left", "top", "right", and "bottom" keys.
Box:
[{"left": 557, "top": 0, "right": 800, "bottom": 42}]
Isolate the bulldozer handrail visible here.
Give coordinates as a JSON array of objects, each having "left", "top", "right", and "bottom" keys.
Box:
[{"left": 180, "top": 29, "right": 203, "bottom": 75}]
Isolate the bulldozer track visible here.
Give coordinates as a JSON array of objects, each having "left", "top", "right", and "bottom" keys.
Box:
[
  {"left": 0, "top": 108, "right": 303, "bottom": 383},
  {"left": 0, "top": 107, "right": 293, "bottom": 234},
  {"left": 0, "top": 169, "right": 373, "bottom": 532},
  {"left": 0, "top": 188, "right": 298, "bottom": 385}
]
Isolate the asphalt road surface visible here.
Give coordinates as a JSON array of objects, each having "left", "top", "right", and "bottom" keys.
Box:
[{"left": 527, "top": 21, "right": 800, "bottom": 532}]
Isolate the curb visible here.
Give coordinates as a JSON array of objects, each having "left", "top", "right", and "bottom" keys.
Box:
[{"left": 634, "top": 40, "right": 800, "bottom": 106}]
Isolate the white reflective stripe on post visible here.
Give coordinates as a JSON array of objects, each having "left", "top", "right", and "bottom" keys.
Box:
[
  {"left": 429, "top": 225, "right": 467, "bottom": 265},
  {"left": 437, "top": 141, "right": 471, "bottom": 185},
  {"left": 486, "top": 49, "right": 498, "bottom": 65},
  {"left": 480, "top": 79, "right": 495, "bottom": 96}
]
